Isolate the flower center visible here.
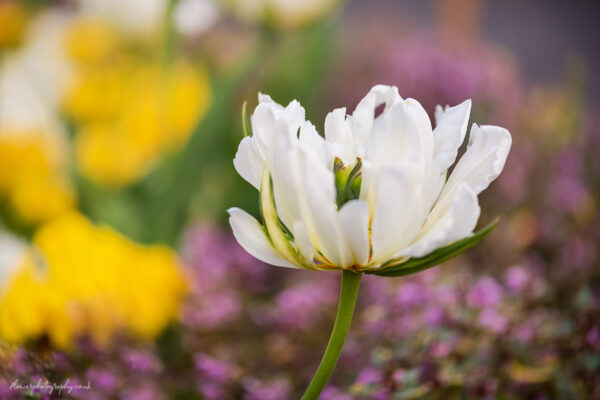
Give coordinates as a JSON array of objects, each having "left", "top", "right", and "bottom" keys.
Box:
[{"left": 333, "top": 157, "right": 362, "bottom": 209}]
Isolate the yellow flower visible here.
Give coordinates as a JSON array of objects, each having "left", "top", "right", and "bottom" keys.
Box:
[
  {"left": 59, "top": 17, "right": 212, "bottom": 188},
  {"left": 0, "top": 212, "right": 187, "bottom": 349},
  {"left": 0, "top": 133, "right": 75, "bottom": 224},
  {"left": 0, "top": 44, "right": 75, "bottom": 225},
  {"left": 62, "top": 63, "right": 127, "bottom": 124},
  {"left": 70, "top": 59, "right": 211, "bottom": 187},
  {"left": 10, "top": 177, "right": 75, "bottom": 224},
  {"left": 0, "top": 1, "right": 28, "bottom": 50},
  {"left": 64, "top": 19, "right": 119, "bottom": 65}
]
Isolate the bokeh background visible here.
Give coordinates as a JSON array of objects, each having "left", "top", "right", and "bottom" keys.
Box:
[{"left": 0, "top": 0, "right": 599, "bottom": 398}]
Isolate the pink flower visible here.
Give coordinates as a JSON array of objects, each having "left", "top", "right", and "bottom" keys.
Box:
[{"left": 467, "top": 277, "right": 504, "bottom": 307}]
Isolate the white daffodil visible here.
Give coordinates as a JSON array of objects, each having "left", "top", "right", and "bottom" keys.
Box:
[
  {"left": 228, "top": 85, "right": 511, "bottom": 274},
  {"left": 0, "top": 55, "right": 67, "bottom": 143},
  {"left": 77, "top": 0, "right": 167, "bottom": 37},
  {"left": 7, "top": 11, "right": 73, "bottom": 111},
  {"left": 0, "top": 231, "right": 27, "bottom": 295},
  {"left": 221, "top": 0, "right": 342, "bottom": 30},
  {"left": 174, "top": 0, "right": 220, "bottom": 36}
]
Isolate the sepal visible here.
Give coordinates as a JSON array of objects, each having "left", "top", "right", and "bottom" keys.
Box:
[{"left": 367, "top": 218, "right": 499, "bottom": 277}]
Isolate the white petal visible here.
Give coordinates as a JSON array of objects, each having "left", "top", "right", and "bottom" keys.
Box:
[
  {"left": 236, "top": 96, "right": 309, "bottom": 190},
  {"left": 443, "top": 124, "right": 512, "bottom": 196},
  {"left": 270, "top": 125, "right": 304, "bottom": 231},
  {"left": 233, "top": 136, "right": 264, "bottom": 190},
  {"left": 292, "top": 221, "right": 315, "bottom": 263},
  {"left": 350, "top": 85, "right": 402, "bottom": 153},
  {"left": 249, "top": 97, "right": 306, "bottom": 158},
  {"left": 420, "top": 100, "right": 473, "bottom": 212},
  {"left": 295, "top": 145, "right": 352, "bottom": 267},
  {"left": 298, "top": 121, "right": 331, "bottom": 166},
  {"left": 283, "top": 100, "right": 306, "bottom": 127},
  {"left": 338, "top": 199, "right": 370, "bottom": 266},
  {"left": 364, "top": 102, "right": 423, "bottom": 167},
  {"left": 227, "top": 208, "right": 298, "bottom": 268},
  {"left": 270, "top": 129, "right": 350, "bottom": 267},
  {"left": 405, "top": 98, "right": 433, "bottom": 163},
  {"left": 251, "top": 101, "right": 282, "bottom": 154},
  {"left": 324, "top": 107, "right": 354, "bottom": 162},
  {"left": 402, "top": 183, "right": 480, "bottom": 258},
  {"left": 369, "top": 162, "right": 425, "bottom": 264},
  {"left": 433, "top": 99, "right": 472, "bottom": 172},
  {"left": 421, "top": 167, "right": 446, "bottom": 213},
  {"left": 258, "top": 92, "right": 273, "bottom": 104}
]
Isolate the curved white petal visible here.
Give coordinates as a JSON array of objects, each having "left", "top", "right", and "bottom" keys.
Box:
[
  {"left": 292, "top": 221, "right": 315, "bottom": 263},
  {"left": 298, "top": 121, "right": 331, "bottom": 167},
  {"left": 433, "top": 99, "right": 472, "bottom": 172},
  {"left": 369, "top": 162, "right": 425, "bottom": 264},
  {"left": 235, "top": 96, "right": 307, "bottom": 190},
  {"left": 338, "top": 199, "right": 370, "bottom": 266},
  {"left": 250, "top": 101, "right": 281, "bottom": 154},
  {"left": 358, "top": 160, "right": 378, "bottom": 213},
  {"left": 324, "top": 107, "right": 354, "bottom": 162},
  {"left": 295, "top": 144, "right": 352, "bottom": 267},
  {"left": 350, "top": 85, "right": 402, "bottom": 154},
  {"left": 421, "top": 99, "right": 472, "bottom": 211},
  {"left": 233, "top": 136, "right": 264, "bottom": 190},
  {"left": 401, "top": 183, "right": 480, "bottom": 258},
  {"left": 421, "top": 167, "right": 446, "bottom": 214},
  {"left": 270, "top": 126, "right": 351, "bottom": 267},
  {"left": 227, "top": 208, "right": 298, "bottom": 268},
  {"left": 443, "top": 124, "right": 512, "bottom": 197},
  {"left": 250, "top": 96, "right": 306, "bottom": 158},
  {"left": 364, "top": 102, "right": 423, "bottom": 167},
  {"left": 258, "top": 92, "right": 274, "bottom": 104},
  {"left": 269, "top": 119, "right": 307, "bottom": 231},
  {"left": 405, "top": 98, "right": 433, "bottom": 164}
]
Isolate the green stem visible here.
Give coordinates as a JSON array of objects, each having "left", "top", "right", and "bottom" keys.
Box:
[
  {"left": 161, "top": 0, "right": 177, "bottom": 69},
  {"left": 302, "top": 270, "right": 362, "bottom": 400}
]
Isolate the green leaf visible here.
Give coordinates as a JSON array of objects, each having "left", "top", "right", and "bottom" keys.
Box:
[{"left": 367, "top": 218, "right": 499, "bottom": 277}]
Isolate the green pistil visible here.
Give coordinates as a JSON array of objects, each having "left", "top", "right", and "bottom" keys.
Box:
[{"left": 334, "top": 157, "right": 362, "bottom": 208}]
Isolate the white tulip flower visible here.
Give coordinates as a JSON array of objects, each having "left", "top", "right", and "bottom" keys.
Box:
[{"left": 228, "top": 85, "right": 511, "bottom": 275}]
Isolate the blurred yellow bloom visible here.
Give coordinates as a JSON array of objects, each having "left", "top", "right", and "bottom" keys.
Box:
[
  {"left": 0, "top": 212, "right": 187, "bottom": 349},
  {"left": 0, "top": 1, "right": 28, "bottom": 50},
  {"left": 69, "top": 60, "right": 211, "bottom": 187},
  {"left": 0, "top": 38, "right": 75, "bottom": 224},
  {"left": 0, "top": 134, "right": 75, "bottom": 224},
  {"left": 10, "top": 177, "right": 75, "bottom": 224},
  {"left": 62, "top": 63, "right": 126, "bottom": 123},
  {"left": 65, "top": 19, "right": 119, "bottom": 65},
  {"left": 61, "top": 18, "right": 212, "bottom": 188}
]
